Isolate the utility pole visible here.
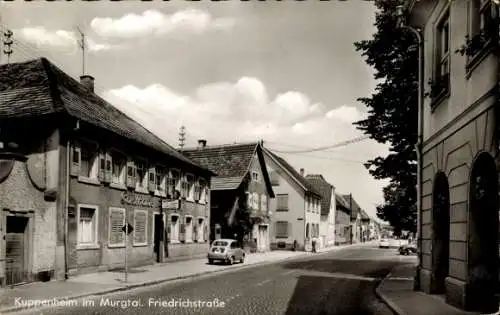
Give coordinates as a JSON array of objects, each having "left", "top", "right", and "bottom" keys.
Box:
[
  {"left": 2, "top": 29, "right": 13, "bottom": 64},
  {"left": 178, "top": 126, "right": 186, "bottom": 151},
  {"left": 76, "top": 27, "right": 86, "bottom": 75}
]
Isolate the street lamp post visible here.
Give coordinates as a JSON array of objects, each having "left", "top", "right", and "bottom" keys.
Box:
[{"left": 396, "top": 5, "right": 424, "bottom": 291}]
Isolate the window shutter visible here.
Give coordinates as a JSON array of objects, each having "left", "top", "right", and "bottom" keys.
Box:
[
  {"left": 98, "top": 152, "right": 106, "bottom": 182},
  {"left": 104, "top": 152, "right": 112, "bottom": 183},
  {"left": 148, "top": 166, "right": 156, "bottom": 193},
  {"left": 204, "top": 186, "right": 209, "bottom": 203},
  {"left": 126, "top": 161, "right": 136, "bottom": 188},
  {"left": 179, "top": 223, "right": 185, "bottom": 242},
  {"left": 109, "top": 210, "right": 125, "bottom": 245},
  {"left": 70, "top": 145, "right": 81, "bottom": 176},
  {"left": 134, "top": 211, "right": 147, "bottom": 244}
]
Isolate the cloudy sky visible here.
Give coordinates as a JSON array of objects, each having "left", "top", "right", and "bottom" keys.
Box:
[{"left": 1, "top": 1, "right": 389, "bottom": 220}]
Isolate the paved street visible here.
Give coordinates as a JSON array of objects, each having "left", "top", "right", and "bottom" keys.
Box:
[{"left": 16, "top": 245, "right": 415, "bottom": 315}]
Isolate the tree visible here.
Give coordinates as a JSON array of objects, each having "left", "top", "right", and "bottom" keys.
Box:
[{"left": 353, "top": 0, "right": 418, "bottom": 233}]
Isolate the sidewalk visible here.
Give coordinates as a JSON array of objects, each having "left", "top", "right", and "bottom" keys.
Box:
[
  {"left": 376, "top": 263, "right": 480, "bottom": 315},
  {"left": 0, "top": 242, "right": 372, "bottom": 314}
]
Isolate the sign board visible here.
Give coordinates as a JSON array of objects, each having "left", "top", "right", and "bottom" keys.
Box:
[
  {"left": 121, "top": 191, "right": 154, "bottom": 208},
  {"left": 122, "top": 223, "right": 134, "bottom": 235},
  {"left": 162, "top": 199, "right": 180, "bottom": 210}
]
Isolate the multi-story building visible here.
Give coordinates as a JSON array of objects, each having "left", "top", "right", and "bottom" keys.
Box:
[
  {"left": 183, "top": 141, "right": 275, "bottom": 253},
  {"left": 334, "top": 193, "right": 351, "bottom": 245},
  {"left": 305, "top": 174, "right": 336, "bottom": 248},
  {"left": 343, "top": 194, "right": 363, "bottom": 243},
  {"left": 407, "top": 1, "right": 499, "bottom": 312},
  {"left": 261, "top": 149, "right": 322, "bottom": 251},
  {"left": 0, "top": 58, "right": 214, "bottom": 286}
]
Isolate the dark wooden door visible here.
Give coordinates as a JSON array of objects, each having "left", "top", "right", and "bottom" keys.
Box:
[
  {"left": 154, "top": 214, "right": 162, "bottom": 262},
  {"left": 6, "top": 216, "right": 28, "bottom": 285}
]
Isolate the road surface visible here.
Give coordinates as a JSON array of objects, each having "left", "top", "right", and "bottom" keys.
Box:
[{"left": 17, "top": 245, "right": 415, "bottom": 315}]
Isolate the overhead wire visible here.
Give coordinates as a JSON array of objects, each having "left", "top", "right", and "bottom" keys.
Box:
[{"left": 0, "top": 23, "right": 201, "bottom": 144}]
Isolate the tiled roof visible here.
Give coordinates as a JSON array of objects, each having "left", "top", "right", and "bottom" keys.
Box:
[
  {"left": 335, "top": 193, "right": 350, "bottom": 213},
  {"left": 342, "top": 194, "right": 363, "bottom": 220},
  {"left": 263, "top": 149, "right": 321, "bottom": 197},
  {"left": 305, "top": 174, "right": 333, "bottom": 216},
  {"left": 359, "top": 209, "right": 370, "bottom": 220},
  {"left": 0, "top": 58, "right": 212, "bottom": 175},
  {"left": 183, "top": 142, "right": 259, "bottom": 191}
]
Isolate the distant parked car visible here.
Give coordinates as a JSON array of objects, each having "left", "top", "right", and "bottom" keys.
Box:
[
  {"left": 207, "top": 239, "right": 245, "bottom": 265},
  {"left": 399, "top": 242, "right": 417, "bottom": 255},
  {"left": 379, "top": 238, "right": 389, "bottom": 248}
]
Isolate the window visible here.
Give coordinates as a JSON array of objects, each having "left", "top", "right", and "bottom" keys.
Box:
[
  {"left": 186, "top": 175, "right": 195, "bottom": 200},
  {"left": 260, "top": 195, "right": 267, "bottom": 212},
  {"left": 167, "top": 170, "right": 180, "bottom": 199},
  {"left": 196, "top": 179, "right": 205, "bottom": 202},
  {"left": 306, "top": 223, "right": 310, "bottom": 238},
  {"left": 79, "top": 141, "right": 99, "bottom": 179},
  {"left": 71, "top": 141, "right": 99, "bottom": 179},
  {"left": 155, "top": 166, "right": 166, "bottom": 194},
  {"left": 133, "top": 210, "right": 148, "bottom": 246},
  {"left": 135, "top": 161, "right": 147, "bottom": 190},
  {"left": 78, "top": 205, "right": 98, "bottom": 246},
  {"left": 197, "top": 218, "right": 205, "bottom": 242},
  {"left": 277, "top": 194, "right": 289, "bottom": 211},
  {"left": 247, "top": 192, "right": 253, "bottom": 209},
  {"left": 276, "top": 221, "right": 288, "bottom": 238},
  {"left": 432, "top": 10, "right": 450, "bottom": 101},
  {"left": 269, "top": 171, "right": 279, "bottom": 186},
  {"left": 253, "top": 192, "right": 259, "bottom": 210},
  {"left": 185, "top": 216, "right": 193, "bottom": 242},
  {"left": 169, "top": 215, "right": 179, "bottom": 242},
  {"left": 252, "top": 171, "right": 259, "bottom": 182},
  {"left": 109, "top": 207, "right": 125, "bottom": 247},
  {"left": 111, "top": 151, "right": 126, "bottom": 185}
]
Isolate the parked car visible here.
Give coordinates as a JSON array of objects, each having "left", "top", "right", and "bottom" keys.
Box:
[
  {"left": 379, "top": 238, "right": 390, "bottom": 248},
  {"left": 207, "top": 239, "right": 245, "bottom": 265},
  {"left": 399, "top": 242, "right": 417, "bottom": 255}
]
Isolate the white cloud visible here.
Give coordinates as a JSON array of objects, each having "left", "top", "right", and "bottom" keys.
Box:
[
  {"left": 15, "top": 26, "right": 122, "bottom": 54},
  {"left": 102, "top": 78, "right": 382, "bottom": 153},
  {"left": 91, "top": 9, "right": 236, "bottom": 39}
]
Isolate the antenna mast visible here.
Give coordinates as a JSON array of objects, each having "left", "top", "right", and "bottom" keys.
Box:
[
  {"left": 2, "top": 29, "right": 13, "bottom": 64},
  {"left": 76, "top": 27, "right": 85, "bottom": 75},
  {"left": 178, "top": 126, "right": 186, "bottom": 151}
]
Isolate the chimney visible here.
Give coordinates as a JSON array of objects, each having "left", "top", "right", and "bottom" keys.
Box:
[
  {"left": 300, "top": 168, "right": 305, "bottom": 177},
  {"left": 198, "top": 139, "right": 207, "bottom": 149},
  {"left": 80, "top": 75, "right": 95, "bottom": 93}
]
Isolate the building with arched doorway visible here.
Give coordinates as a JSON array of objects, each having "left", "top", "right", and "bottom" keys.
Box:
[{"left": 407, "top": 0, "right": 500, "bottom": 312}]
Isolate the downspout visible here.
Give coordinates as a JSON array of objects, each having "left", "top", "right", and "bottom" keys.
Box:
[
  {"left": 64, "top": 138, "right": 70, "bottom": 279},
  {"left": 397, "top": 4, "right": 423, "bottom": 291}
]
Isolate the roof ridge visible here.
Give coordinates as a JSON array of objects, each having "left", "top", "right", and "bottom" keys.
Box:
[
  {"left": 183, "top": 141, "right": 260, "bottom": 151},
  {"left": 34, "top": 58, "right": 209, "bottom": 172}
]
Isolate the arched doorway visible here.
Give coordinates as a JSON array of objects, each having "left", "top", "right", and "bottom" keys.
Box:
[
  {"left": 468, "top": 152, "right": 499, "bottom": 312},
  {"left": 431, "top": 171, "right": 450, "bottom": 294}
]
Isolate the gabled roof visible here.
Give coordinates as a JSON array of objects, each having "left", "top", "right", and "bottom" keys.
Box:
[
  {"left": 305, "top": 174, "right": 334, "bottom": 216},
  {"left": 0, "top": 58, "right": 213, "bottom": 175},
  {"left": 359, "top": 209, "right": 371, "bottom": 221},
  {"left": 183, "top": 142, "right": 274, "bottom": 196},
  {"left": 335, "top": 193, "right": 350, "bottom": 213},
  {"left": 262, "top": 149, "right": 321, "bottom": 198},
  {"left": 342, "top": 194, "right": 363, "bottom": 220}
]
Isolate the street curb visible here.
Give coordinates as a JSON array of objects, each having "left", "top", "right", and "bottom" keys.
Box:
[
  {"left": 375, "top": 272, "right": 407, "bottom": 315},
  {"left": 0, "top": 245, "right": 358, "bottom": 314}
]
